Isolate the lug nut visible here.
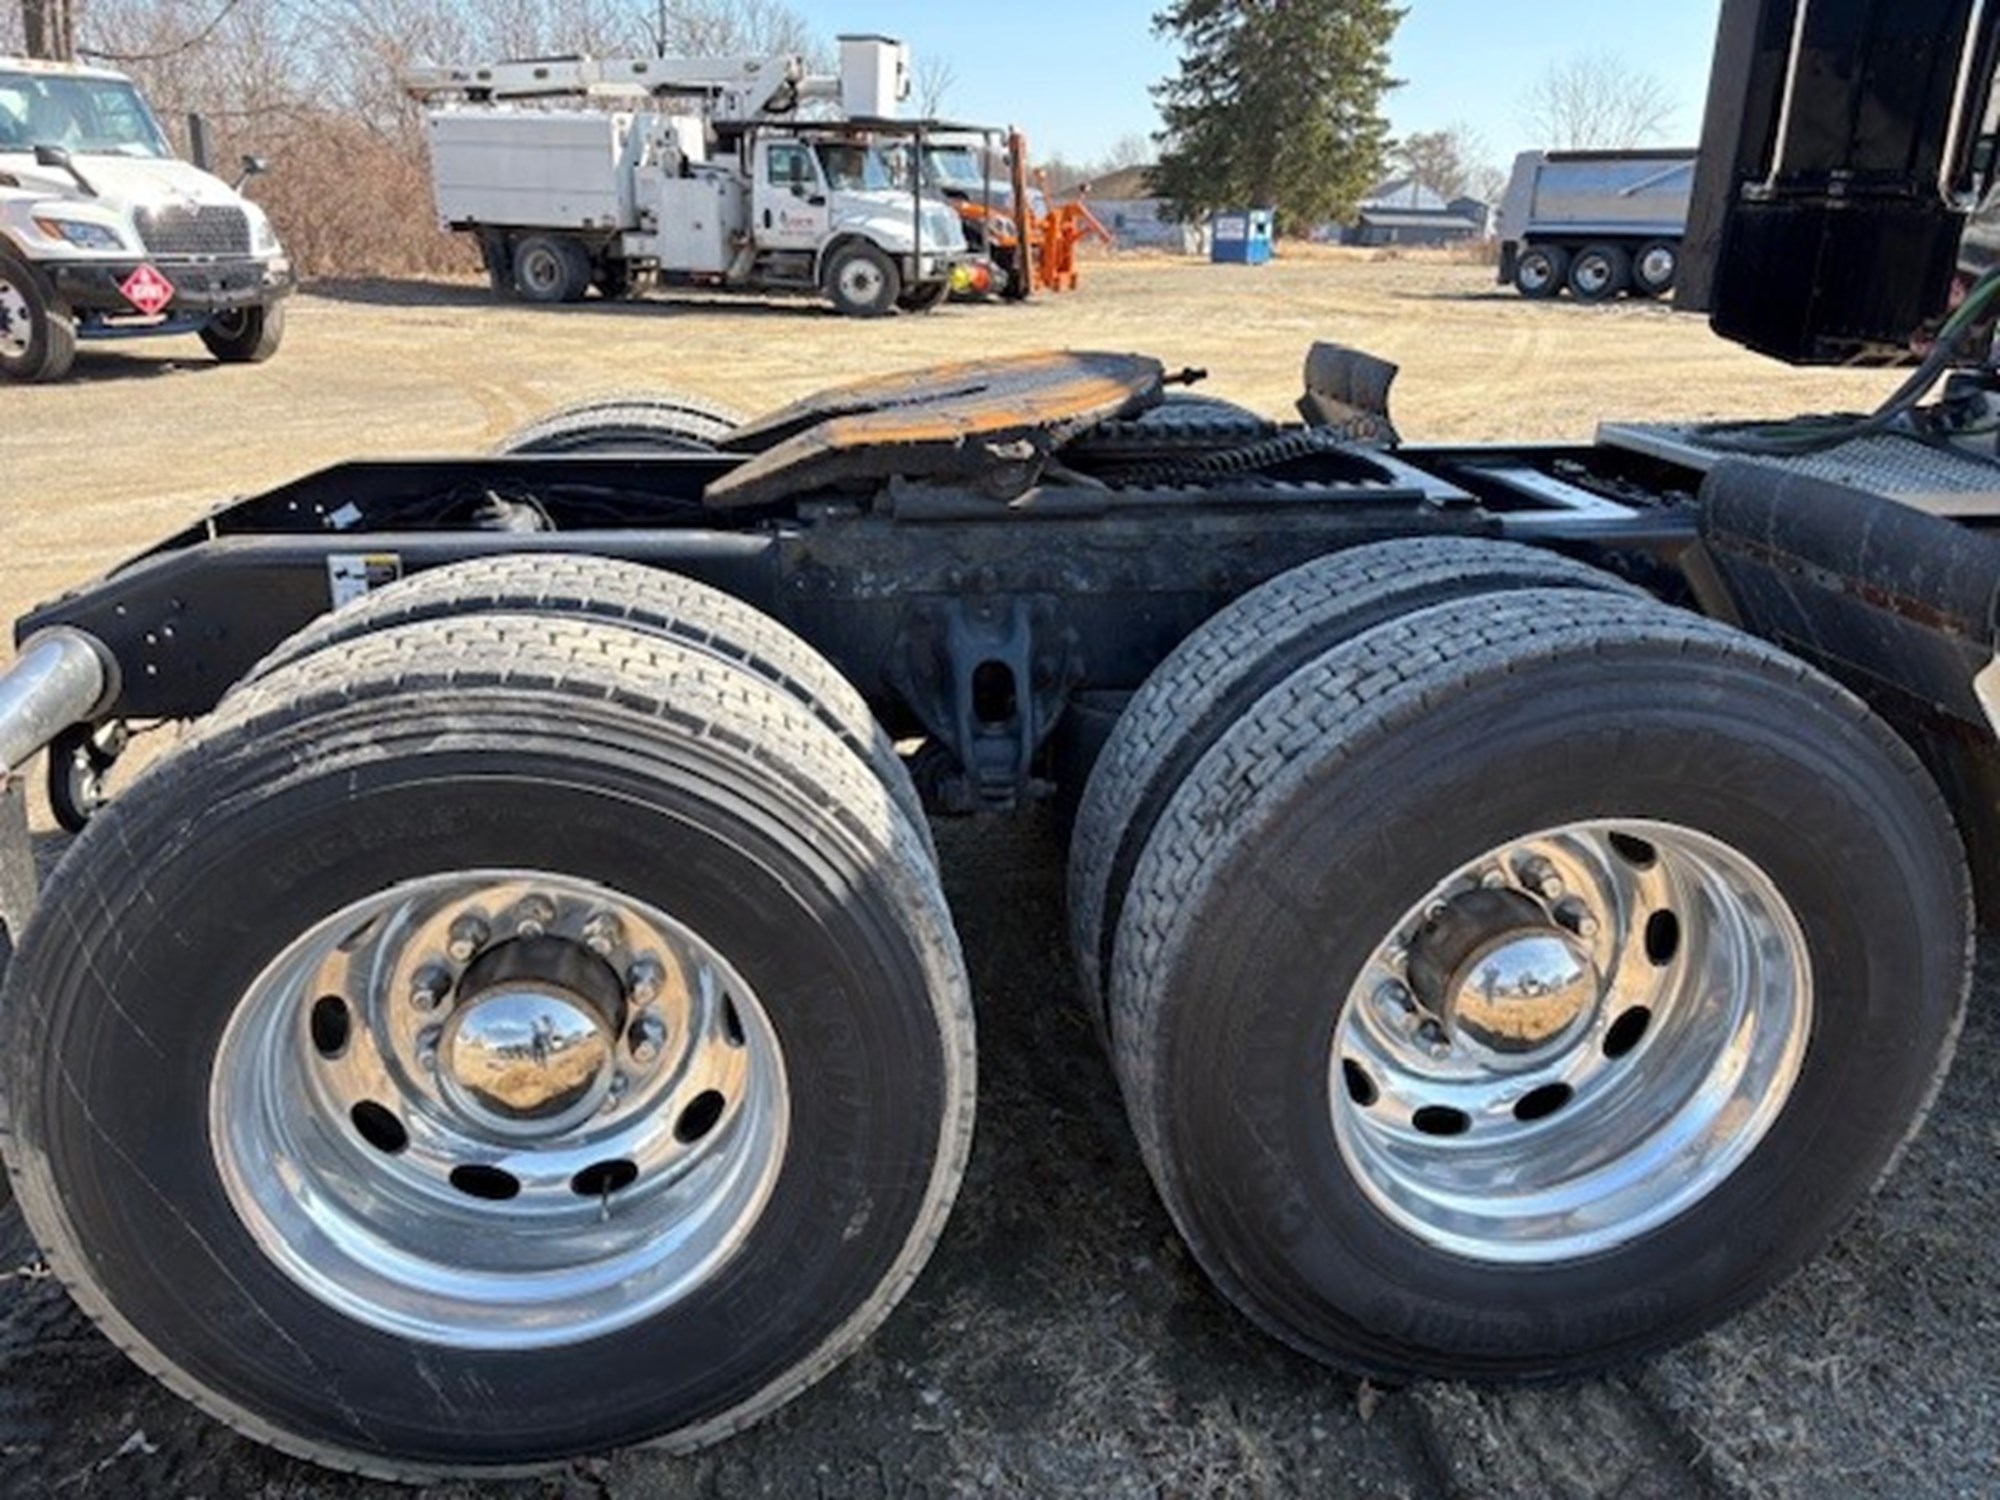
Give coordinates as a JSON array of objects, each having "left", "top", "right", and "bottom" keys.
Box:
[
  {"left": 600, "top": 1073, "right": 631, "bottom": 1114},
  {"left": 628, "top": 959, "right": 665, "bottom": 1005},
  {"left": 582, "top": 911, "right": 625, "bottom": 957},
  {"left": 1374, "top": 979, "right": 1413, "bottom": 1020},
  {"left": 410, "top": 963, "right": 453, "bottom": 1014},
  {"left": 629, "top": 1012, "right": 667, "bottom": 1064},
  {"left": 513, "top": 894, "right": 557, "bottom": 938},
  {"left": 1556, "top": 899, "right": 1601, "bottom": 940},
  {"left": 446, "top": 915, "right": 490, "bottom": 964},
  {"left": 1417, "top": 1020, "right": 1453, "bottom": 1060},
  {"left": 416, "top": 1025, "right": 442, "bottom": 1072}
]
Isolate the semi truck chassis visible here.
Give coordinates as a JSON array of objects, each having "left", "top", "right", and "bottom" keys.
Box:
[{"left": 0, "top": 346, "right": 1994, "bottom": 1478}]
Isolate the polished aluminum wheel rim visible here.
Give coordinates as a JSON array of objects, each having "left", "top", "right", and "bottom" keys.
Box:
[
  {"left": 1519, "top": 256, "right": 1553, "bottom": 293},
  {"left": 212, "top": 871, "right": 788, "bottom": 1349},
  {"left": 0, "top": 276, "right": 31, "bottom": 358},
  {"left": 1640, "top": 247, "right": 1676, "bottom": 288},
  {"left": 1331, "top": 821, "right": 1811, "bottom": 1263}
]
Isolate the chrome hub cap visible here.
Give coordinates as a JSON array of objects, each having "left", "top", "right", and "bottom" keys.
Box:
[
  {"left": 1333, "top": 821, "right": 1811, "bottom": 1263},
  {"left": 1641, "top": 247, "right": 1676, "bottom": 286},
  {"left": 212, "top": 872, "right": 788, "bottom": 1349},
  {"left": 441, "top": 984, "right": 615, "bottom": 1133}
]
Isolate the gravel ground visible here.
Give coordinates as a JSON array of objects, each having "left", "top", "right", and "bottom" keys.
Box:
[{"left": 1, "top": 260, "right": 1994, "bottom": 1497}]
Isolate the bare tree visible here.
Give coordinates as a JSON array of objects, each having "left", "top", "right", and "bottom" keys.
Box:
[
  {"left": 913, "top": 52, "right": 954, "bottom": 119},
  {"left": 1100, "top": 132, "right": 1150, "bottom": 171},
  {"left": 1519, "top": 53, "right": 1676, "bottom": 150},
  {"left": 21, "top": 0, "right": 76, "bottom": 58},
  {"left": 1394, "top": 120, "right": 1504, "bottom": 204}
]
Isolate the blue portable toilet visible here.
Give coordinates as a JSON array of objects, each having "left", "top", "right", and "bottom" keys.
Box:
[{"left": 1211, "top": 208, "right": 1275, "bottom": 265}]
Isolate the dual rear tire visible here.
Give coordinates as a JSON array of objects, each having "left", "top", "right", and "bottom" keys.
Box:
[
  {"left": 1, "top": 559, "right": 973, "bottom": 1478},
  {"left": 1073, "top": 538, "right": 1969, "bottom": 1379}
]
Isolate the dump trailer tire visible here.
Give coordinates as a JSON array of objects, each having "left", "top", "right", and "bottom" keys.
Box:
[
  {"left": 1631, "top": 240, "right": 1679, "bottom": 299},
  {"left": 1109, "top": 588, "right": 1969, "bottom": 1381},
  {"left": 1567, "top": 243, "right": 1631, "bottom": 303},
  {"left": 514, "top": 234, "right": 589, "bottom": 304},
  {"left": 496, "top": 392, "right": 748, "bottom": 454},
  {"left": 241, "top": 554, "right": 935, "bottom": 863},
  {"left": 199, "top": 302, "right": 285, "bottom": 364},
  {"left": 0, "top": 614, "right": 974, "bottom": 1479},
  {"left": 824, "top": 243, "right": 900, "bottom": 318},
  {"left": 1067, "top": 538, "right": 1643, "bottom": 1025},
  {"left": 0, "top": 249, "right": 77, "bottom": 383},
  {"left": 1512, "top": 244, "right": 1567, "bottom": 300}
]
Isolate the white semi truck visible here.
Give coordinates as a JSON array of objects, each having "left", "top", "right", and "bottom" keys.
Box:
[
  {"left": 0, "top": 56, "right": 293, "bottom": 383},
  {"left": 410, "top": 38, "right": 972, "bottom": 318}
]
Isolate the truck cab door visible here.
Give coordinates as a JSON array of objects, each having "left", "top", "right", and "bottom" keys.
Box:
[{"left": 754, "top": 140, "right": 832, "bottom": 252}]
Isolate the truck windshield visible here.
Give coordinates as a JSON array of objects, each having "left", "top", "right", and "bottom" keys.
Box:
[
  {"left": 816, "top": 143, "right": 898, "bottom": 192},
  {"left": 0, "top": 71, "right": 172, "bottom": 159},
  {"left": 926, "top": 147, "right": 987, "bottom": 193}
]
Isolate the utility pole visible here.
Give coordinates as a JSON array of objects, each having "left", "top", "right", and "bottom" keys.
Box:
[{"left": 23, "top": 0, "right": 78, "bottom": 61}]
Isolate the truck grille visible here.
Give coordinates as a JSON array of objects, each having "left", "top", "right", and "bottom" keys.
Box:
[{"left": 135, "top": 205, "right": 251, "bottom": 257}]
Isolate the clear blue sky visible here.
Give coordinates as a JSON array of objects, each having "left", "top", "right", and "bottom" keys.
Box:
[{"left": 787, "top": 1, "right": 1724, "bottom": 167}]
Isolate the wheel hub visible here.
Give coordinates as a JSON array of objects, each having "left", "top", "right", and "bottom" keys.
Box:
[
  {"left": 0, "top": 280, "right": 29, "bottom": 358},
  {"left": 437, "top": 932, "right": 630, "bottom": 1134},
  {"left": 442, "top": 986, "right": 615, "bottom": 1133},
  {"left": 212, "top": 870, "right": 789, "bottom": 1349},
  {"left": 1331, "top": 821, "right": 1813, "bottom": 1263},
  {"left": 1407, "top": 888, "right": 1601, "bottom": 1063}
]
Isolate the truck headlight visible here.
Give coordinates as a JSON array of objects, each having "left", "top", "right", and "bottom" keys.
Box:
[
  {"left": 32, "top": 217, "right": 127, "bottom": 251},
  {"left": 250, "top": 212, "right": 281, "bottom": 255}
]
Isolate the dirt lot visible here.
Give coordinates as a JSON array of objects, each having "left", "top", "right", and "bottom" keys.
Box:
[{"left": 2, "top": 257, "right": 1997, "bottom": 1498}]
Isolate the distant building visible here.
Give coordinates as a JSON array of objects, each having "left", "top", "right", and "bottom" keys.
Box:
[
  {"left": 1076, "top": 165, "right": 1207, "bottom": 254},
  {"left": 1338, "top": 178, "right": 1490, "bottom": 248}
]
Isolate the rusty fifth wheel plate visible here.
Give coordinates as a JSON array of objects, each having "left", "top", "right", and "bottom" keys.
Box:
[{"left": 705, "top": 351, "right": 1167, "bottom": 508}]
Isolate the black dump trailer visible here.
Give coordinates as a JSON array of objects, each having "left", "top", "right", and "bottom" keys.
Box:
[{"left": 4, "top": 0, "right": 2000, "bottom": 1480}]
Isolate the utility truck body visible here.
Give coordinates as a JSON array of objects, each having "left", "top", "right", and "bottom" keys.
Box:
[{"left": 412, "top": 39, "right": 972, "bottom": 316}]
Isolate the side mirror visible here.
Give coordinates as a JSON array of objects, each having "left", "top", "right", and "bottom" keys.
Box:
[
  {"left": 34, "top": 144, "right": 95, "bottom": 197},
  {"left": 235, "top": 155, "right": 268, "bottom": 192}
]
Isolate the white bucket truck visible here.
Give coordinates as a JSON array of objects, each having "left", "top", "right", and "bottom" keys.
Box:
[
  {"left": 0, "top": 56, "right": 293, "bottom": 382},
  {"left": 409, "top": 37, "right": 972, "bottom": 318}
]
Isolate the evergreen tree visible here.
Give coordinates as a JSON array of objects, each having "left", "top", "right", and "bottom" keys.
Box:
[{"left": 1151, "top": 0, "right": 1403, "bottom": 232}]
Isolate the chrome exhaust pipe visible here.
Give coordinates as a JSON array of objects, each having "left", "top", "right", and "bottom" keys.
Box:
[{"left": 0, "top": 629, "right": 119, "bottom": 782}]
